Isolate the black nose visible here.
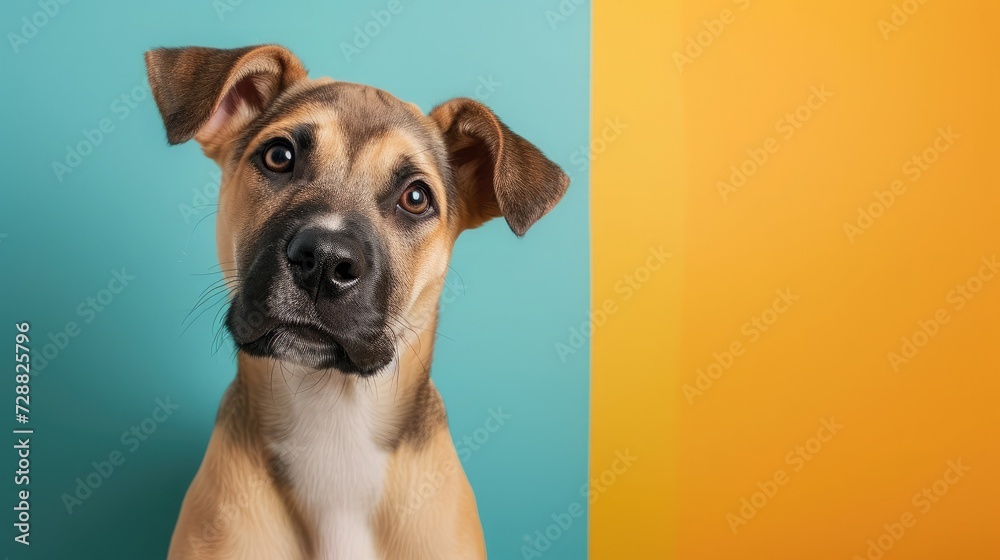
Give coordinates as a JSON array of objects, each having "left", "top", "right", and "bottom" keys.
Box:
[{"left": 286, "top": 226, "right": 368, "bottom": 294}]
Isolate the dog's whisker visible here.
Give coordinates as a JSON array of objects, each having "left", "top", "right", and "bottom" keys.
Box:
[
  {"left": 186, "top": 277, "right": 230, "bottom": 309},
  {"left": 392, "top": 321, "right": 426, "bottom": 371},
  {"left": 210, "top": 301, "right": 231, "bottom": 354},
  {"left": 190, "top": 209, "right": 218, "bottom": 234},
  {"left": 274, "top": 334, "right": 297, "bottom": 394},
  {"left": 188, "top": 280, "right": 233, "bottom": 311},
  {"left": 389, "top": 331, "right": 404, "bottom": 406},
  {"left": 206, "top": 260, "right": 238, "bottom": 272},
  {"left": 388, "top": 313, "right": 457, "bottom": 346},
  {"left": 189, "top": 268, "right": 238, "bottom": 277},
  {"left": 297, "top": 367, "right": 327, "bottom": 396},
  {"left": 183, "top": 276, "right": 239, "bottom": 324},
  {"left": 179, "top": 210, "right": 220, "bottom": 256},
  {"left": 446, "top": 264, "right": 467, "bottom": 292},
  {"left": 290, "top": 349, "right": 308, "bottom": 394},
  {"left": 210, "top": 283, "right": 240, "bottom": 354},
  {"left": 183, "top": 279, "right": 235, "bottom": 314},
  {"left": 268, "top": 355, "right": 280, "bottom": 409},
  {"left": 389, "top": 316, "right": 424, "bottom": 354},
  {"left": 383, "top": 298, "right": 455, "bottom": 342},
  {"left": 315, "top": 367, "right": 335, "bottom": 397},
  {"left": 324, "top": 370, "right": 349, "bottom": 413},
  {"left": 211, "top": 312, "right": 233, "bottom": 355},
  {"left": 180, "top": 293, "right": 231, "bottom": 338},
  {"left": 294, "top": 364, "right": 327, "bottom": 395},
  {"left": 388, "top": 343, "right": 400, "bottom": 406}
]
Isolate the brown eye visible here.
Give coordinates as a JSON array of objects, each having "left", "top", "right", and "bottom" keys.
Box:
[
  {"left": 262, "top": 140, "right": 294, "bottom": 173},
  {"left": 398, "top": 182, "right": 431, "bottom": 215}
]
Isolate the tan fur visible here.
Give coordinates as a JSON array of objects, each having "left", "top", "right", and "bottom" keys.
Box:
[
  {"left": 147, "top": 45, "right": 568, "bottom": 559},
  {"left": 374, "top": 428, "right": 486, "bottom": 559},
  {"left": 168, "top": 380, "right": 312, "bottom": 559}
]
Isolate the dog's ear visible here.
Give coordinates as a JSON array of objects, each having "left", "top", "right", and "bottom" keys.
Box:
[
  {"left": 144, "top": 45, "right": 307, "bottom": 154},
  {"left": 429, "top": 98, "right": 569, "bottom": 236}
]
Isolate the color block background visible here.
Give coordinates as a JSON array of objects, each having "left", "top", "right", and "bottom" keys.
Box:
[
  {"left": 591, "top": 1, "right": 999, "bottom": 559},
  {"left": 0, "top": 1, "right": 588, "bottom": 558},
  {"left": 4, "top": 1, "right": 998, "bottom": 558}
]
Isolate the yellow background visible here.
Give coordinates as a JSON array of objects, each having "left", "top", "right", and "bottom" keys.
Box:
[{"left": 591, "top": 1, "right": 999, "bottom": 558}]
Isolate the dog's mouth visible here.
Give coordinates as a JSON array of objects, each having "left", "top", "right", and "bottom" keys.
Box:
[
  {"left": 239, "top": 322, "right": 352, "bottom": 369},
  {"left": 227, "top": 308, "right": 393, "bottom": 376}
]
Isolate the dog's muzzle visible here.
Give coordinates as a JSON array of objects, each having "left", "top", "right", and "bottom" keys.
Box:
[{"left": 225, "top": 214, "right": 396, "bottom": 375}]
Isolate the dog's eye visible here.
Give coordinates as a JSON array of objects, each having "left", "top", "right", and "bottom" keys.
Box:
[
  {"left": 262, "top": 140, "right": 294, "bottom": 173},
  {"left": 398, "top": 182, "right": 431, "bottom": 215}
]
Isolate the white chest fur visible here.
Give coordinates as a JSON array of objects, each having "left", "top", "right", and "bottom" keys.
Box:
[{"left": 266, "top": 368, "right": 394, "bottom": 560}]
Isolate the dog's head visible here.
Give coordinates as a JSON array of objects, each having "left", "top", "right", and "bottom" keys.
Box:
[{"left": 145, "top": 45, "right": 568, "bottom": 375}]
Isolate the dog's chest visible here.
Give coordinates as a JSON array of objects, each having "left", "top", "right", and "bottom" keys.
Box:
[{"left": 269, "top": 376, "right": 390, "bottom": 559}]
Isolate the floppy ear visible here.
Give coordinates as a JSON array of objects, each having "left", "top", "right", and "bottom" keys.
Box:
[
  {"left": 144, "top": 44, "right": 307, "bottom": 155},
  {"left": 429, "top": 98, "right": 569, "bottom": 236}
]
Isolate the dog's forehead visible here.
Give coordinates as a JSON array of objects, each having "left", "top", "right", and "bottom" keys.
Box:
[
  {"left": 227, "top": 78, "right": 458, "bottom": 227},
  {"left": 235, "top": 79, "right": 435, "bottom": 166}
]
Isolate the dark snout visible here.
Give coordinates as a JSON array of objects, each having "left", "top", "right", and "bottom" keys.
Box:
[
  {"left": 286, "top": 226, "right": 369, "bottom": 297},
  {"left": 226, "top": 211, "right": 395, "bottom": 375}
]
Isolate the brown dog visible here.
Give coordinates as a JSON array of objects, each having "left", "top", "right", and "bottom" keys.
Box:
[{"left": 145, "top": 45, "right": 568, "bottom": 559}]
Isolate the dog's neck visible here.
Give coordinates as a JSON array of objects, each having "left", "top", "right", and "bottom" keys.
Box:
[{"left": 235, "top": 310, "right": 439, "bottom": 559}]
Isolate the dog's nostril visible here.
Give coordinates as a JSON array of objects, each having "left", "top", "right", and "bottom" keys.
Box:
[
  {"left": 287, "top": 233, "right": 317, "bottom": 271},
  {"left": 300, "top": 251, "right": 316, "bottom": 271},
  {"left": 332, "top": 260, "right": 358, "bottom": 283}
]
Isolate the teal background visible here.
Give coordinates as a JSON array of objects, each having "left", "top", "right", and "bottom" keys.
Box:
[{"left": 1, "top": 0, "right": 589, "bottom": 558}]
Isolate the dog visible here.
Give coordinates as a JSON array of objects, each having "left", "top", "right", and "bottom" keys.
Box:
[{"left": 144, "top": 45, "right": 569, "bottom": 559}]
